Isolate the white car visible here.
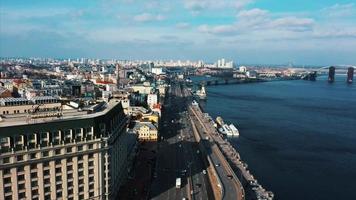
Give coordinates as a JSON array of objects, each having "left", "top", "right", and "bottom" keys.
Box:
[{"left": 202, "top": 170, "right": 207, "bottom": 175}]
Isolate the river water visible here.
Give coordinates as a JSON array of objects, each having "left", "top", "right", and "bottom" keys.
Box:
[{"left": 195, "top": 76, "right": 356, "bottom": 200}]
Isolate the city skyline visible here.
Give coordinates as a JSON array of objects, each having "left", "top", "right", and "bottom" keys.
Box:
[{"left": 1, "top": 0, "right": 356, "bottom": 65}]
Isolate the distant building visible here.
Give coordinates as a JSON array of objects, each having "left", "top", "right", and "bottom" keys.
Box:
[
  {"left": 151, "top": 67, "right": 163, "bottom": 75},
  {"left": 131, "top": 83, "right": 154, "bottom": 95},
  {"left": 133, "top": 121, "right": 158, "bottom": 141},
  {"left": 147, "top": 94, "right": 158, "bottom": 109},
  {"left": 215, "top": 58, "right": 234, "bottom": 68}
]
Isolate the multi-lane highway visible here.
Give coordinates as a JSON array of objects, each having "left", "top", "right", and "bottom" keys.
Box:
[{"left": 150, "top": 82, "right": 213, "bottom": 200}]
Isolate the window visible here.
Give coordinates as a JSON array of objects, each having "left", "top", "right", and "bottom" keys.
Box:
[
  {"left": 32, "top": 189, "right": 38, "bottom": 195},
  {"left": 56, "top": 184, "right": 61, "bottom": 190},
  {"left": 55, "top": 149, "right": 61, "bottom": 155},
  {"left": 78, "top": 171, "right": 83, "bottom": 177},
  {"left": 68, "top": 174, "right": 73, "bottom": 179},
  {"left": 44, "top": 169, "right": 50, "bottom": 176},
  {"left": 3, "top": 168, "right": 10, "bottom": 175},
  {"left": 30, "top": 153, "right": 37, "bottom": 159},
  {"left": 77, "top": 145, "right": 83, "bottom": 151},
  {"left": 30, "top": 163, "right": 37, "bottom": 170},
  {"left": 17, "top": 155, "right": 24, "bottom": 161},
  {"left": 89, "top": 169, "right": 94, "bottom": 175},
  {"left": 78, "top": 179, "right": 84, "bottom": 185},
  {"left": 56, "top": 192, "right": 62, "bottom": 198},
  {"left": 88, "top": 144, "right": 93, "bottom": 149},
  {"left": 44, "top": 178, "right": 50, "bottom": 185},
  {"left": 17, "top": 166, "right": 24, "bottom": 172},
  {"left": 78, "top": 155, "right": 83, "bottom": 161},
  {"left": 4, "top": 186, "right": 11, "bottom": 193},
  {"left": 78, "top": 163, "right": 83, "bottom": 169},
  {"left": 42, "top": 151, "right": 49, "bottom": 157},
  {"left": 89, "top": 153, "right": 94, "bottom": 159},
  {"left": 89, "top": 161, "right": 94, "bottom": 167},
  {"left": 89, "top": 184, "right": 94, "bottom": 190},
  {"left": 67, "top": 165, "right": 72, "bottom": 171},
  {"left": 2, "top": 157, "right": 10, "bottom": 164},
  {"left": 68, "top": 189, "right": 73, "bottom": 195},
  {"left": 55, "top": 175, "right": 61, "bottom": 182},
  {"left": 18, "top": 175, "right": 25, "bottom": 181},
  {"left": 18, "top": 183, "right": 25, "bottom": 190},
  {"left": 89, "top": 177, "right": 94, "bottom": 183},
  {"left": 55, "top": 159, "right": 61, "bottom": 165},
  {"left": 89, "top": 192, "right": 94, "bottom": 197},
  {"left": 55, "top": 168, "right": 61, "bottom": 173},
  {"left": 45, "top": 187, "right": 50, "bottom": 193},
  {"left": 68, "top": 181, "right": 73, "bottom": 187},
  {"left": 31, "top": 180, "right": 38, "bottom": 187},
  {"left": 19, "top": 192, "right": 26, "bottom": 198},
  {"left": 43, "top": 161, "right": 50, "bottom": 167},
  {"left": 67, "top": 147, "right": 72, "bottom": 153},
  {"left": 31, "top": 172, "right": 37, "bottom": 178}
]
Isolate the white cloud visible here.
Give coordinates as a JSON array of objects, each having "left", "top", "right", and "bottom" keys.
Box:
[
  {"left": 237, "top": 8, "right": 268, "bottom": 18},
  {"left": 269, "top": 17, "right": 314, "bottom": 32},
  {"left": 183, "top": 0, "right": 253, "bottom": 13},
  {"left": 133, "top": 13, "right": 165, "bottom": 22},
  {"left": 321, "top": 3, "right": 356, "bottom": 17},
  {"left": 176, "top": 22, "right": 190, "bottom": 29},
  {"left": 199, "top": 8, "right": 315, "bottom": 37},
  {"left": 198, "top": 24, "right": 238, "bottom": 35}
]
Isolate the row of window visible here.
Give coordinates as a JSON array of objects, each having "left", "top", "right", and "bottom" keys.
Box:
[{"left": 2, "top": 144, "right": 95, "bottom": 164}]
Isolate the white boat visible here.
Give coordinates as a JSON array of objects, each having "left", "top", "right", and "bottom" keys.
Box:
[
  {"left": 229, "top": 124, "right": 240, "bottom": 136},
  {"left": 195, "top": 85, "right": 207, "bottom": 100},
  {"left": 219, "top": 124, "right": 233, "bottom": 135}
]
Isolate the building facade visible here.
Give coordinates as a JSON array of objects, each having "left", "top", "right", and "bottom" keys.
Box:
[{"left": 0, "top": 101, "right": 131, "bottom": 200}]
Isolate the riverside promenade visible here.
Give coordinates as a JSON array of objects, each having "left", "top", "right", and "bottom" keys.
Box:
[{"left": 188, "top": 91, "right": 274, "bottom": 200}]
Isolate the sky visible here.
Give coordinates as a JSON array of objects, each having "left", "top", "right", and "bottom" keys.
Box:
[{"left": 1, "top": 0, "right": 356, "bottom": 65}]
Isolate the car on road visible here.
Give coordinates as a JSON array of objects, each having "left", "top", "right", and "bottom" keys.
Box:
[
  {"left": 227, "top": 175, "right": 233, "bottom": 179},
  {"left": 215, "top": 163, "right": 220, "bottom": 167},
  {"left": 202, "top": 170, "right": 207, "bottom": 175}
]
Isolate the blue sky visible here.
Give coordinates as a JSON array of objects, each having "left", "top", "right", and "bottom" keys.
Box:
[{"left": 1, "top": 0, "right": 356, "bottom": 65}]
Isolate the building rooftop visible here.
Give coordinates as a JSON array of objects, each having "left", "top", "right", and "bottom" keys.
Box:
[
  {"left": 0, "top": 100, "right": 121, "bottom": 128},
  {"left": 0, "top": 97, "right": 29, "bottom": 106}
]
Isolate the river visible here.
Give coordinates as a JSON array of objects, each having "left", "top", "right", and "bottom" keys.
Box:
[{"left": 194, "top": 76, "right": 356, "bottom": 200}]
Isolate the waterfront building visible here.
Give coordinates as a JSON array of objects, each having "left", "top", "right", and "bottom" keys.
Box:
[{"left": 0, "top": 100, "right": 133, "bottom": 200}]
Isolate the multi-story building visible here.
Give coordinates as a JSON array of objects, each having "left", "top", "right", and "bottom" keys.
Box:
[
  {"left": 133, "top": 121, "right": 158, "bottom": 141},
  {"left": 0, "top": 100, "right": 132, "bottom": 200}
]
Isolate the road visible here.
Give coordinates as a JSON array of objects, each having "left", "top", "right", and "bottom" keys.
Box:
[
  {"left": 185, "top": 82, "right": 244, "bottom": 200},
  {"left": 150, "top": 81, "right": 213, "bottom": 200}
]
